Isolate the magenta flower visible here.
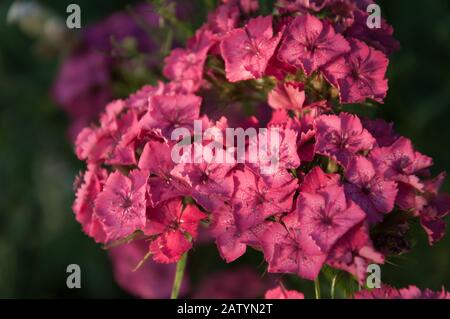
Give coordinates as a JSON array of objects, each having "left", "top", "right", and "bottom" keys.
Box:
[
  {"left": 127, "top": 82, "right": 165, "bottom": 111},
  {"left": 264, "top": 286, "right": 304, "bottom": 299},
  {"left": 232, "top": 168, "right": 298, "bottom": 230},
  {"left": 418, "top": 173, "right": 450, "bottom": 245},
  {"left": 94, "top": 169, "right": 148, "bottom": 241},
  {"left": 221, "top": 16, "right": 282, "bottom": 82},
  {"left": 297, "top": 185, "right": 366, "bottom": 252},
  {"left": 72, "top": 164, "right": 108, "bottom": 243},
  {"left": 76, "top": 101, "right": 139, "bottom": 166},
  {"left": 327, "top": 223, "right": 384, "bottom": 284},
  {"left": 277, "top": 14, "right": 350, "bottom": 76},
  {"left": 369, "top": 137, "right": 433, "bottom": 187},
  {"left": 210, "top": 205, "right": 252, "bottom": 263},
  {"left": 346, "top": 9, "right": 400, "bottom": 55},
  {"left": 297, "top": 114, "right": 317, "bottom": 162},
  {"left": 344, "top": 156, "right": 398, "bottom": 224},
  {"left": 315, "top": 113, "right": 375, "bottom": 168},
  {"left": 139, "top": 94, "right": 202, "bottom": 139},
  {"left": 353, "top": 284, "right": 402, "bottom": 299},
  {"left": 299, "top": 166, "right": 340, "bottom": 194},
  {"left": 362, "top": 118, "right": 399, "bottom": 147},
  {"left": 268, "top": 82, "right": 305, "bottom": 112},
  {"left": 323, "top": 38, "right": 389, "bottom": 104},
  {"left": 249, "top": 125, "right": 301, "bottom": 174},
  {"left": 205, "top": 3, "right": 240, "bottom": 36},
  {"left": 163, "top": 29, "right": 215, "bottom": 92},
  {"left": 145, "top": 198, "right": 206, "bottom": 263},
  {"left": 260, "top": 213, "right": 326, "bottom": 280},
  {"left": 138, "top": 140, "right": 190, "bottom": 206},
  {"left": 171, "top": 161, "right": 235, "bottom": 212}
]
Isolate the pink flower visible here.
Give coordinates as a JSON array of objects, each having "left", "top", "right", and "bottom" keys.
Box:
[
  {"left": 299, "top": 166, "right": 340, "bottom": 194},
  {"left": 75, "top": 102, "right": 139, "bottom": 166},
  {"left": 362, "top": 118, "right": 399, "bottom": 147},
  {"left": 206, "top": 3, "right": 240, "bottom": 36},
  {"left": 418, "top": 173, "right": 450, "bottom": 245},
  {"left": 72, "top": 164, "right": 108, "bottom": 243},
  {"left": 354, "top": 284, "right": 402, "bottom": 299},
  {"left": 268, "top": 82, "right": 305, "bottom": 112},
  {"left": 210, "top": 205, "right": 249, "bottom": 262},
  {"left": 94, "top": 169, "right": 148, "bottom": 241},
  {"left": 264, "top": 286, "right": 304, "bottom": 299},
  {"left": 327, "top": 223, "right": 384, "bottom": 284},
  {"left": 297, "top": 115, "right": 317, "bottom": 162},
  {"left": 220, "top": 16, "right": 282, "bottom": 82},
  {"left": 249, "top": 125, "right": 301, "bottom": 174},
  {"left": 421, "top": 215, "right": 447, "bottom": 246},
  {"left": 109, "top": 240, "right": 189, "bottom": 298},
  {"left": 232, "top": 168, "right": 298, "bottom": 230},
  {"left": 163, "top": 29, "right": 215, "bottom": 92},
  {"left": 323, "top": 38, "right": 389, "bottom": 104},
  {"left": 315, "top": 113, "right": 375, "bottom": 168},
  {"left": 127, "top": 82, "right": 165, "bottom": 111},
  {"left": 138, "top": 140, "right": 190, "bottom": 206},
  {"left": 260, "top": 213, "right": 326, "bottom": 280},
  {"left": 297, "top": 185, "right": 366, "bottom": 252},
  {"left": 344, "top": 156, "right": 398, "bottom": 224},
  {"left": 369, "top": 137, "right": 433, "bottom": 187},
  {"left": 139, "top": 94, "right": 202, "bottom": 139},
  {"left": 171, "top": 161, "right": 235, "bottom": 212},
  {"left": 277, "top": 14, "right": 350, "bottom": 76},
  {"left": 146, "top": 198, "right": 206, "bottom": 263},
  {"left": 346, "top": 9, "right": 400, "bottom": 55}
]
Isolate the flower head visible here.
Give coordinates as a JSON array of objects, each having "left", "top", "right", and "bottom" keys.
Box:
[
  {"left": 95, "top": 169, "right": 148, "bottom": 241},
  {"left": 297, "top": 185, "right": 366, "bottom": 252},
  {"left": 315, "top": 113, "right": 375, "bottom": 168},
  {"left": 221, "top": 16, "right": 282, "bottom": 82},
  {"left": 278, "top": 14, "right": 350, "bottom": 75},
  {"left": 323, "top": 38, "right": 389, "bottom": 104},
  {"left": 146, "top": 198, "right": 206, "bottom": 263},
  {"left": 260, "top": 213, "right": 326, "bottom": 280},
  {"left": 344, "top": 156, "right": 398, "bottom": 224}
]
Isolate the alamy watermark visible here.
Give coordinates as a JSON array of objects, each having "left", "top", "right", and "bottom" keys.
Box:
[
  {"left": 66, "top": 264, "right": 81, "bottom": 289},
  {"left": 66, "top": 4, "right": 81, "bottom": 29},
  {"left": 170, "top": 120, "right": 282, "bottom": 175}
]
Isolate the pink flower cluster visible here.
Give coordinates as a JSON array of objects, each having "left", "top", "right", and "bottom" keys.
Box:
[{"left": 72, "top": 0, "right": 449, "bottom": 297}]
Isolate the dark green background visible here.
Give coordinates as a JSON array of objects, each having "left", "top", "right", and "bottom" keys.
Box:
[{"left": 0, "top": 0, "right": 449, "bottom": 298}]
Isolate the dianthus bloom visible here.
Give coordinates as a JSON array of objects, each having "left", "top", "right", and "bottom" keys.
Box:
[{"left": 71, "top": 0, "right": 449, "bottom": 299}]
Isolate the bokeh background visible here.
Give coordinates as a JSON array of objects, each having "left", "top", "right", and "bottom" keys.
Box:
[{"left": 0, "top": 0, "right": 449, "bottom": 298}]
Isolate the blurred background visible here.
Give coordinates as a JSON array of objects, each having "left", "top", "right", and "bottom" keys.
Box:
[{"left": 0, "top": 0, "right": 449, "bottom": 298}]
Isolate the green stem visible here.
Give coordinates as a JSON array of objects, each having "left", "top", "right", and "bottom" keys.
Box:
[
  {"left": 330, "top": 275, "right": 337, "bottom": 299},
  {"left": 170, "top": 252, "right": 188, "bottom": 299},
  {"left": 314, "top": 277, "right": 321, "bottom": 299}
]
